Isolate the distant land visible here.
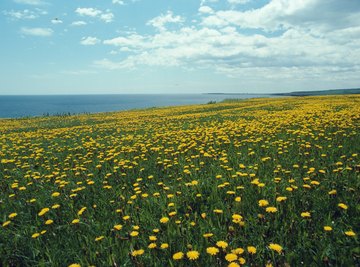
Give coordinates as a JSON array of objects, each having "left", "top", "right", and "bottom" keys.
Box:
[{"left": 206, "top": 88, "right": 360, "bottom": 96}]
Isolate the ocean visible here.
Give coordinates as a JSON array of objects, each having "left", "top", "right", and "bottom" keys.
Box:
[{"left": 0, "top": 94, "right": 274, "bottom": 118}]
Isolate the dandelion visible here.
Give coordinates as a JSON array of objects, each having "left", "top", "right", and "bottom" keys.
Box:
[
  {"left": 266, "top": 207, "right": 277, "bottom": 213},
  {"left": 130, "top": 231, "right": 139, "bottom": 237},
  {"left": 324, "top": 226, "right": 332, "bottom": 231},
  {"left": 269, "top": 243, "right": 283, "bottom": 253},
  {"left": 345, "top": 230, "right": 356, "bottom": 237},
  {"left": 172, "top": 252, "right": 184, "bottom": 260},
  {"left": 206, "top": 247, "right": 219, "bottom": 255},
  {"left": 8, "top": 213, "right": 17, "bottom": 219},
  {"left": 338, "top": 203, "right": 348, "bottom": 210},
  {"left": 51, "top": 192, "right": 60, "bottom": 197},
  {"left": 38, "top": 208, "right": 50, "bottom": 216},
  {"left": 247, "top": 246, "right": 257, "bottom": 254},
  {"left": 113, "top": 224, "right": 122, "bottom": 230},
  {"left": 68, "top": 264, "right": 81, "bottom": 267},
  {"left": 71, "top": 219, "right": 80, "bottom": 224},
  {"left": 160, "top": 217, "right": 169, "bottom": 223},
  {"left": 45, "top": 219, "right": 53, "bottom": 225},
  {"left": 216, "top": 240, "right": 228, "bottom": 249},
  {"left": 301, "top": 212, "right": 311, "bottom": 218},
  {"left": 258, "top": 199, "right": 269, "bottom": 207},
  {"left": 228, "top": 263, "right": 240, "bottom": 267},
  {"left": 3, "top": 221, "right": 11, "bottom": 227},
  {"left": 225, "top": 253, "right": 238, "bottom": 262},
  {"left": 160, "top": 243, "right": 169, "bottom": 249},
  {"left": 232, "top": 248, "right": 244, "bottom": 255},
  {"left": 32, "top": 233, "right": 40, "bottom": 239},
  {"left": 131, "top": 249, "right": 144, "bottom": 257},
  {"left": 148, "top": 243, "right": 157, "bottom": 249},
  {"left": 276, "top": 196, "right": 287, "bottom": 202},
  {"left": 186, "top": 250, "right": 200, "bottom": 260},
  {"left": 95, "top": 236, "right": 104, "bottom": 241}
]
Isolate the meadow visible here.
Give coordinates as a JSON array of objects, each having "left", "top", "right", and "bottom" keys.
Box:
[{"left": 0, "top": 95, "right": 359, "bottom": 266}]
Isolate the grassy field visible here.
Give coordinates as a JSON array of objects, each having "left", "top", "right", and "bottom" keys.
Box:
[{"left": 0, "top": 95, "right": 359, "bottom": 266}]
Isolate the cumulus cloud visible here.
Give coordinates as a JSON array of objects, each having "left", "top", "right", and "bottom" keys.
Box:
[
  {"left": 13, "top": 0, "right": 44, "bottom": 5},
  {"left": 71, "top": 20, "right": 87, "bottom": 26},
  {"left": 112, "top": 0, "right": 124, "bottom": 4},
  {"left": 199, "top": 6, "right": 214, "bottom": 14},
  {"left": 227, "top": 0, "right": 250, "bottom": 4},
  {"left": 147, "top": 11, "right": 185, "bottom": 31},
  {"left": 75, "top": 7, "right": 114, "bottom": 23},
  {"left": 21, "top": 27, "right": 53, "bottom": 36},
  {"left": 3, "top": 8, "right": 47, "bottom": 20},
  {"left": 80, "top": 36, "right": 100, "bottom": 45}
]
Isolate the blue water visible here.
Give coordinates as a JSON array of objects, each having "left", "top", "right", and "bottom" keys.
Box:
[{"left": 0, "top": 94, "right": 274, "bottom": 118}]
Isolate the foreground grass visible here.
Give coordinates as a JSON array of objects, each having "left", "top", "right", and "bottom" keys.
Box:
[{"left": 0, "top": 96, "right": 359, "bottom": 266}]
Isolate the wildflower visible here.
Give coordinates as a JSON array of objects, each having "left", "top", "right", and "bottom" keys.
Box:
[
  {"left": 301, "top": 212, "right": 311, "bottom": 218},
  {"left": 239, "top": 258, "right": 246, "bottom": 264},
  {"left": 214, "top": 209, "right": 223, "bottom": 214},
  {"left": 232, "top": 248, "right": 244, "bottom": 255},
  {"left": 216, "top": 240, "right": 228, "bottom": 249},
  {"left": 38, "top": 208, "right": 50, "bottom": 216},
  {"left": 206, "top": 247, "right": 219, "bottom": 255},
  {"left": 324, "top": 226, "right": 332, "bottom": 231},
  {"left": 345, "top": 230, "right": 356, "bottom": 237},
  {"left": 228, "top": 263, "right": 240, "bottom": 267},
  {"left": 276, "top": 196, "right": 287, "bottom": 202},
  {"left": 172, "top": 252, "right": 184, "bottom": 260},
  {"left": 258, "top": 200, "right": 269, "bottom": 207},
  {"left": 235, "top": 197, "right": 241, "bottom": 202},
  {"left": 338, "top": 203, "right": 348, "bottom": 210},
  {"left": 71, "top": 219, "right": 80, "bottom": 224},
  {"left": 328, "top": 190, "right": 337, "bottom": 195},
  {"left": 149, "top": 235, "right": 157, "bottom": 241},
  {"left": 266, "top": 207, "right": 277, "bottom": 213},
  {"left": 51, "top": 192, "right": 60, "bottom": 197},
  {"left": 160, "top": 243, "right": 169, "bottom": 249},
  {"left": 203, "top": 233, "right": 213, "bottom": 238},
  {"left": 32, "top": 233, "right": 40, "bottom": 238},
  {"left": 225, "top": 253, "right": 238, "bottom": 262},
  {"left": 148, "top": 243, "right": 157, "bottom": 249},
  {"left": 269, "top": 243, "right": 282, "bottom": 254},
  {"left": 3, "top": 221, "right": 11, "bottom": 227},
  {"left": 9, "top": 213, "right": 17, "bottom": 219},
  {"left": 186, "top": 250, "right": 200, "bottom": 260},
  {"left": 113, "top": 224, "right": 122, "bottom": 230},
  {"left": 95, "top": 236, "right": 104, "bottom": 241},
  {"left": 68, "top": 264, "right": 81, "bottom": 267},
  {"left": 52, "top": 204, "right": 60, "bottom": 209},
  {"left": 45, "top": 219, "right": 53, "bottom": 225},
  {"left": 247, "top": 246, "right": 257, "bottom": 254},
  {"left": 160, "top": 217, "right": 169, "bottom": 223},
  {"left": 131, "top": 249, "right": 144, "bottom": 256},
  {"left": 130, "top": 231, "right": 139, "bottom": 237}
]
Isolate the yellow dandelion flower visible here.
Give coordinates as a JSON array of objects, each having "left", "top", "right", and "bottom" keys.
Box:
[
  {"left": 216, "top": 240, "right": 228, "bottom": 249},
  {"left": 324, "top": 226, "right": 332, "bottom": 231},
  {"left": 95, "top": 236, "right": 104, "bottom": 241},
  {"left": 276, "top": 196, "right": 287, "bottom": 202},
  {"left": 71, "top": 219, "right": 80, "bottom": 224},
  {"left": 130, "top": 231, "right": 139, "bottom": 237},
  {"left": 172, "top": 252, "right": 184, "bottom": 260},
  {"left": 131, "top": 249, "right": 144, "bottom": 256},
  {"left": 232, "top": 248, "right": 244, "bottom": 255},
  {"left": 38, "top": 208, "right": 50, "bottom": 216},
  {"left": 225, "top": 253, "right": 238, "bottom": 262},
  {"left": 68, "top": 264, "right": 81, "bottom": 267},
  {"left": 206, "top": 247, "right": 219, "bottom": 255},
  {"left": 45, "top": 219, "right": 53, "bottom": 225},
  {"left": 9, "top": 213, "right": 17, "bottom": 219},
  {"left": 345, "top": 230, "right": 356, "bottom": 237},
  {"left": 269, "top": 243, "right": 282, "bottom": 254},
  {"left": 203, "top": 233, "right": 213, "bottom": 238},
  {"left": 338, "top": 203, "right": 348, "bottom": 210},
  {"left": 186, "top": 250, "right": 200, "bottom": 260},
  {"left": 113, "top": 224, "right": 122, "bottom": 230},
  {"left": 160, "top": 243, "right": 169, "bottom": 249},
  {"left": 160, "top": 217, "right": 169, "bottom": 223},
  {"left": 266, "top": 207, "right": 277, "bottom": 213},
  {"left": 239, "top": 257, "right": 246, "bottom": 264},
  {"left": 3, "top": 221, "right": 11, "bottom": 227},
  {"left": 228, "top": 263, "right": 240, "bottom": 267},
  {"left": 51, "top": 192, "right": 60, "bottom": 197},
  {"left": 247, "top": 246, "right": 257, "bottom": 254},
  {"left": 301, "top": 212, "right": 311, "bottom": 218},
  {"left": 258, "top": 199, "right": 269, "bottom": 207},
  {"left": 32, "top": 233, "right": 40, "bottom": 239},
  {"left": 148, "top": 243, "right": 157, "bottom": 249}
]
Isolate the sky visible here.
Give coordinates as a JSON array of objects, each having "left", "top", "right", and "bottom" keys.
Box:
[{"left": 1, "top": 0, "right": 360, "bottom": 95}]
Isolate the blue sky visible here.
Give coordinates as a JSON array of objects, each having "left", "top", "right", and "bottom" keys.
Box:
[{"left": 1, "top": 0, "right": 359, "bottom": 95}]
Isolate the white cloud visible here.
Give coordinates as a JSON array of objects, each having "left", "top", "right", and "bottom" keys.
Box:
[
  {"left": 112, "top": 0, "right": 124, "bottom": 5},
  {"left": 227, "top": 0, "right": 250, "bottom": 4},
  {"left": 21, "top": 27, "right": 53, "bottom": 36},
  {"left": 71, "top": 20, "right": 87, "bottom": 26},
  {"left": 3, "top": 8, "right": 47, "bottom": 20},
  {"left": 75, "top": 7, "right": 114, "bottom": 23},
  {"left": 147, "top": 11, "right": 185, "bottom": 31},
  {"left": 80, "top": 36, "right": 100, "bottom": 45},
  {"left": 51, "top": 18, "right": 63, "bottom": 24},
  {"left": 13, "top": 0, "right": 44, "bottom": 5},
  {"left": 199, "top": 6, "right": 214, "bottom": 14}
]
